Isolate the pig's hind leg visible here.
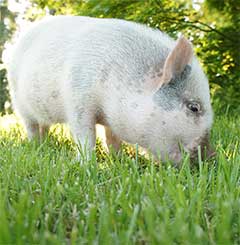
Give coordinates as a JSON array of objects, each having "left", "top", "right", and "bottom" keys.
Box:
[
  {"left": 105, "top": 126, "right": 122, "bottom": 152},
  {"left": 22, "top": 117, "right": 49, "bottom": 142},
  {"left": 39, "top": 125, "right": 49, "bottom": 142},
  {"left": 22, "top": 119, "right": 40, "bottom": 140}
]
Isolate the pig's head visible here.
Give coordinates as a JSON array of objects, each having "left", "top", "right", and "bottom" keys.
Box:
[{"left": 142, "top": 36, "right": 213, "bottom": 165}]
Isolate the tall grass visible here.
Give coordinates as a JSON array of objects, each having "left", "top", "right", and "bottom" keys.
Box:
[{"left": 0, "top": 115, "right": 239, "bottom": 244}]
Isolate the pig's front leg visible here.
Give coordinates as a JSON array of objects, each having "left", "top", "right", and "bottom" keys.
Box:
[
  {"left": 68, "top": 112, "right": 96, "bottom": 164},
  {"left": 39, "top": 125, "right": 49, "bottom": 142}
]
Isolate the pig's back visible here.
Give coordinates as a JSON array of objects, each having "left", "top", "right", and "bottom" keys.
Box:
[
  {"left": 9, "top": 15, "right": 175, "bottom": 88},
  {"left": 8, "top": 16, "right": 175, "bottom": 124}
]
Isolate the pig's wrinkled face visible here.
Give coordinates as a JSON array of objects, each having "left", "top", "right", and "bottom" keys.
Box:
[{"left": 144, "top": 36, "right": 213, "bottom": 164}]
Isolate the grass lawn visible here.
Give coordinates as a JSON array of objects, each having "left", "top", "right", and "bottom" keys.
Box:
[{"left": 0, "top": 114, "right": 239, "bottom": 244}]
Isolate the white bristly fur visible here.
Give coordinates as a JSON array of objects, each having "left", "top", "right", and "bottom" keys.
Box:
[{"left": 7, "top": 16, "right": 213, "bottom": 164}]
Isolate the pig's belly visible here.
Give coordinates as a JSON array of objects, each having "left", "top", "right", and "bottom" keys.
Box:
[{"left": 16, "top": 84, "right": 66, "bottom": 125}]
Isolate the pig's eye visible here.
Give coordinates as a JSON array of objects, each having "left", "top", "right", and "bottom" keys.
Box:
[{"left": 187, "top": 102, "right": 201, "bottom": 113}]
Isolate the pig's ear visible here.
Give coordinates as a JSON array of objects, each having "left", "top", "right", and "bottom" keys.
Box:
[{"left": 160, "top": 36, "right": 193, "bottom": 87}]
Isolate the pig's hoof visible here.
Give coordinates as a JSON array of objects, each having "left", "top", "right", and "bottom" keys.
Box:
[
  {"left": 75, "top": 154, "right": 85, "bottom": 165},
  {"left": 75, "top": 152, "right": 92, "bottom": 165}
]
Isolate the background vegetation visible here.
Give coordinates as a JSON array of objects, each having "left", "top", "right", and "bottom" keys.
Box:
[
  {"left": 0, "top": 0, "right": 240, "bottom": 113},
  {"left": 0, "top": 0, "right": 16, "bottom": 112}
]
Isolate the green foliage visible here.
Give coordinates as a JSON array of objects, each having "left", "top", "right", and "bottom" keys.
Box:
[
  {"left": 0, "top": 0, "right": 16, "bottom": 113},
  {"left": 199, "top": 0, "right": 240, "bottom": 113},
  {"left": 0, "top": 0, "right": 16, "bottom": 51},
  {"left": 0, "top": 67, "right": 8, "bottom": 112},
  {"left": 0, "top": 115, "right": 239, "bottom": 243}
]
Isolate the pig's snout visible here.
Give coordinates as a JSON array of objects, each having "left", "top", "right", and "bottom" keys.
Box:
[
  {"left": 166, "top": 133, "right": 215, "bottom": 166},
  {"left": 188, "top": 133, "right": 215, "bottom": 162}
]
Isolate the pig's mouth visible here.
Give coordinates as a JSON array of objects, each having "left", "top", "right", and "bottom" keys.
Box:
[
  {"left": 168, "top": 144, "right": 183, "bottom": 164},
  {"left": 183, "top": 133, "right": 216, "bottom": 163},
  {"left": 168, "top": 133, "right": 215, "bottom": 165}
]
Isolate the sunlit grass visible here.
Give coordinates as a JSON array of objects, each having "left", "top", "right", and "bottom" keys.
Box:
[{"left": 0, "top": 114, "right": 239, "bottom": 244}]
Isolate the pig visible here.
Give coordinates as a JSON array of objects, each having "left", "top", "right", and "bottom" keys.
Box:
[{"left": 7, "top": 15, "right": 213, "bottom": 164}]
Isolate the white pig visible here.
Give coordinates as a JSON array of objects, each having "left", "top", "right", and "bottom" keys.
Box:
[{"left": 7, "top": 16, "right": 213, "bottom": 164}]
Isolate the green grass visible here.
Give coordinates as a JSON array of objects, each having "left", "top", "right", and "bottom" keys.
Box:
[{"left": 0, "top": 115, "right": 239, "bottom": 244}]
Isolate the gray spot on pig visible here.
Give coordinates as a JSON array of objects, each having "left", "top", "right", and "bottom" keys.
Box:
[
  {"left": 131, "top": 102, "right": 138, "bottom": 109},
  {"left": 153, "top": 65, "right": 191, "bottom": 111},
  {"left": 51, "top": 91, "right": 58, "bottom": 98},
  {"left": 151, "top": 74, "right": 156, "bottom": 79},
  {"left": 100, "top": 68, "right": 109, "bottom": 82},
  {"left": 75, "top": 108, "right": 85, "bottom": 119}
]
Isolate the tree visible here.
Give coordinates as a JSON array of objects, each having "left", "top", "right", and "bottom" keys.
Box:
[
  {"left": 194, "top": 0, "right": 240, "bottom": 112},
  {"left": 0, "top": 0, "right": 16, "bottom": 113}
]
